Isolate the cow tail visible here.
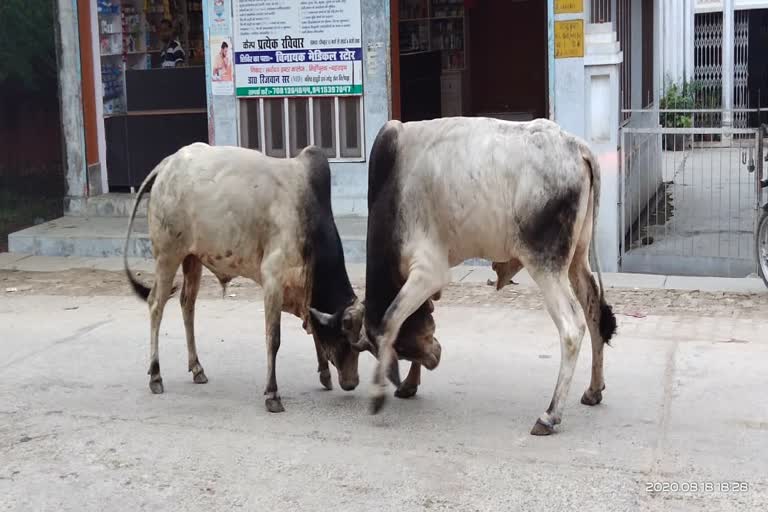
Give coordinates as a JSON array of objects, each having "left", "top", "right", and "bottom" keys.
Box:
[
  {"left": 124, "top": 167, "right": 159, "bottom": 301},
  {"left": 582, "top": 145, "right": 617, "bottom": 345}
]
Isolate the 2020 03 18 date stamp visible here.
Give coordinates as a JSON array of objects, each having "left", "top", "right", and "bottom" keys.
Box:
[{"left": 645, "top": 481, "right": 750, "bottom": 493}]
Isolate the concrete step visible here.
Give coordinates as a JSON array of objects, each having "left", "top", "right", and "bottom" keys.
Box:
[
  {"left": 586, "top": 22, "right": 613, "bottom": 34},
  {"left": 7, "top": 215, "right": 492, "bottom": 266},
  {"left": 7, "top": 215, "right": 371, "bottom": 264},
  {"left": 586, "top": 43, "right": 621, "bottom": 56},
  {"left": 68, "top": 193, "right": 148, "bottom": 218},
  {"left": 585, "top": 32, "right": 616, "bottom": 45}
]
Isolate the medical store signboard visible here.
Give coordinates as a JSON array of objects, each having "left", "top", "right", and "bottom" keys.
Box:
[{"left": 233, "top": 0, "right": 363, "bottom": 97}]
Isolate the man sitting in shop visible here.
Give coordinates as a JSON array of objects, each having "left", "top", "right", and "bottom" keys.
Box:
[{"left": 159, "top": 19, "right": 185, "bottom": 68}]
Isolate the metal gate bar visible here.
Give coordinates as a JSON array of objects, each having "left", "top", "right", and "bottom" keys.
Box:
[{"left": 620, "top": 120, "right": 761, "bottom": 277}]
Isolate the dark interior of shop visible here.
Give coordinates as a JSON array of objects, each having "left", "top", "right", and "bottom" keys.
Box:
[
  {"left": 98, "top": 0, "right": 208, "bottom": 191},
  {"left": 396, "top": 0, "right": 549, "bottom": 123}
]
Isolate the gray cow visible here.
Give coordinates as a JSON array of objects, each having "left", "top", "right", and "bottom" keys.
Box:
[
  {"left": 363, "top": 117, "right": 617, "bottom": 435},
  {"left": 123, "top": 142, "right": 367, "bottom": 412}
]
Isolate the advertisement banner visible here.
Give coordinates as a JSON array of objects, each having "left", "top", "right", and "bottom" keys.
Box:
[
  {"left": 210, "top": 0, "right": 232, "bottom": 36},
  {"left": 211, "top": 36, "right": 234, "bottom": 95},
  {"left": 233, "top": 0, "right": 363, "bottom": 97}
]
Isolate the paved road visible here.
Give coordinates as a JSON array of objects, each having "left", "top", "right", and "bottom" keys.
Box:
[{"left": 1, "top": 294, "right": 766, "bottom": 511}]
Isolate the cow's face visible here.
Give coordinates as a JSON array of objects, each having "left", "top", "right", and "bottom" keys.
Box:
[{"left": 310, "top": 300, "right": 368, "bottom": 391}]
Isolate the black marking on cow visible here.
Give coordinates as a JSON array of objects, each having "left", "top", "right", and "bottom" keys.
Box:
[
  {"left": 299, "top": 146, "right": 358, "bottom": 364},
  {"left": 518, "top": 187, "right": 580, "bottom": 269},
  {"left": 225, "top": 250, "right": 233, "bottom": 258},
  {"left": 599, "top": 302, "right": 617, "bottom": 345},
  {"left": 365, "top": 123, "right": 404, "bottom": 344},
  {"left": 365, "top": 122, "right": 437, "bottom": 362},
  {"left": 148, "top": 360, "right": 160, "bottom": 376}
]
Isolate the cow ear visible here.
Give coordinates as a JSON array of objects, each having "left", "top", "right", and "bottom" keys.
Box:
[{"left": 309, "top": 308, "right": 340, "bottom": 329}]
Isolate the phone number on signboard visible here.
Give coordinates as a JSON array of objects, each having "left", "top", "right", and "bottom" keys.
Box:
[{"left": 245, "top": 86, "right": 360, "bottom": 95}]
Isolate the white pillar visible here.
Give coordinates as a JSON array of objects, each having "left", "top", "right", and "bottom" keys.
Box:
[
  {"left": 661, "top": 0, "right": 690, "bottom": 87},
  {"left": 54, "top": 0, "right": 87, "bottom": 204},
  {"left": 584, "top": 25, "right": 623, "bottom": 272},
  {"left": 722, "top": 0, "right": 734, "bottom": 127},
  {"left": 684, "top": 0, "right": 695, "bottom": 82},
  {"left": 654, "top": 0, "right": 662, "bottom": 102}
]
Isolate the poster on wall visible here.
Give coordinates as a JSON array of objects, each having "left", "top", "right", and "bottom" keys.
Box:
[
  {"left": 210, "top": 0, "right": 232, "bottom": 36},
  {"left": 211, "top": 36, "right": 234, "bottom": 95},
  {"left": 554, "top": 0, "right": 583, "bottom": 14},
  {"left": 554, "top": 20, "right": 584, "bottom": 58},
  {"left": 233, "top": 0, "right": 363, "bottom": 97}
]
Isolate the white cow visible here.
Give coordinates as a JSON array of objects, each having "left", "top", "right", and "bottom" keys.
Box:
[
  {"left": 363, "top": 117, "right": 617, "bottom": 435},
  {"left": 123, "top": 143, "right": 367, "bottom": 412}
]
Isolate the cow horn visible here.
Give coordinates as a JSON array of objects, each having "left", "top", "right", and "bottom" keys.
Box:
[
  {"left": 309, "top": 308, "right": 340, "bottom": 328},
  {"left": 351, "top": 328, "right": 375, "bottom": 353}
]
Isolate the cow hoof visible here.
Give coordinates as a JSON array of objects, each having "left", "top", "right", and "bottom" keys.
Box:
[
  {"left": 319, "top": 370, "right": 333, "bottom": 390},
  {"left": 394, "top": 383, "right": 418, "bottom": 399},
  {"left": 149, "top": 379, "right": 164, "bottom": 394},
  {"left": 370, "top": 391, "right": 387, "bottom": 415},
  {"left": 265, "top": 397, "right": 285, "bottom": 413},
  {"left": 193, "top": 369, "right": 209, "bottom": 384},
  {"left": 581, "top": 388, "right": 603, "bottom": 406},
  {"left": 530, "top": 419, "right": 556, "bottom": 436}
]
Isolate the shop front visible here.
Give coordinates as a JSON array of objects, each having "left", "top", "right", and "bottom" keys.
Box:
[
  {"left": 203, "top": 0, "right": 554, "bottom": 216},
  {"left": 67, "top": 0, "right": 623, "bottom": 255},
  {"left": 95, "top": 0, "right": 208, "bottom": 190}
]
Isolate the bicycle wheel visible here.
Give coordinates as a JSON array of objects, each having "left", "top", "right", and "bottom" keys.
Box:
[{"left": 757, "top": 208, "right": 768, "bottom": 288}]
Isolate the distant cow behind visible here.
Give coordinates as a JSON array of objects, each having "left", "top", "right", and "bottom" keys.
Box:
[
  {"left": 124, "top": 143, "right": 368, "bottom": 412},
  {"left": 363, "top": 118, "right": 617, "bottom": 435}
]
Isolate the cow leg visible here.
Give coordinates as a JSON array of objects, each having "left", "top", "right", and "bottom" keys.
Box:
[
  {"left": 180, "top": 255, "right": 208, "bottom": 384},
  {"left": 147, "top": 255, "right": 181, "bottom": 394},
  {"left": 314, "top": 335, "right": 333, "bottom": 390},
  {"left": 569, "top": 257, "right": 606, "bottom": 406},
  {"left": 261, "top": 255, "right": 285, "bottom": 413},
  {"left": 394, "top": 362, "right": 421, "bottom": 399},
  {"left": 529, "top": 270, "right": 586, "bottom": 436},
  {"left": 371, "top": 262, "right": 447, "bottom": 413}
]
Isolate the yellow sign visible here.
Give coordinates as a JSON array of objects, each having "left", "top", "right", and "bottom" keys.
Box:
[
  {"left": 555, "top": 20, "right": 584, "bottom": 59},
  {"left": 555, "top": 0, "right": 584, "bottom": 14}
]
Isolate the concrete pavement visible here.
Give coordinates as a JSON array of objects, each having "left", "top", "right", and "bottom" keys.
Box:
[
  {"left": 1, "top": 252, "right": 767, "bottom": 294},
  {"left": 1, "top": 293, "right": 766, "bottom": 511}
]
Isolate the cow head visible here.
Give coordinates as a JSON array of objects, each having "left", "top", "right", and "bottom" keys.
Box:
[
  {"left": 359, "top": 298, "right": 442, "bottom": 379},
  {"left": 309, "top": 299, "right": 370, "bottom": 391}
]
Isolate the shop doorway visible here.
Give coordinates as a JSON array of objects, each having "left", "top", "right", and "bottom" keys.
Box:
[
  {"left": 392, "top": 0, "right": 549, "bottom": 123},
  {"left": 0, "top": 0, "right": 65, "bottom": 251},
  {"left": 97, "top": 0, "right": 208, "bottom": 191}
]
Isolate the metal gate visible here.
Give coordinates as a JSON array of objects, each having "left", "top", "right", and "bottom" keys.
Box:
[
  {"left": 619, "top": 118, "right": 764, "bottom": 277},
  {"left": 694, "top": 10, "right": 751, "bottom": 128}
]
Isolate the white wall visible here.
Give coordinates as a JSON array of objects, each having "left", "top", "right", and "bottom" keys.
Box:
[
  {"left": 622, "top": 111, "right": 663, "bottom": 235},
  {"left": 631, "top": 0, "right": 643, "bottom": 109},
  {"left": 696, "top": 0, "right": 768, "bottom": 12},
  {"left": 659, "top": 0, "right": 696, "bottom": 89},
  {"left": 328, "top": 0, "right": 392, "bottom": 216},
  {"left": 90, "top": 0, "right": 108, "bottom": 194},
  {"left": 553, "top": 10, "right": 586, "bottom": 137}
]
